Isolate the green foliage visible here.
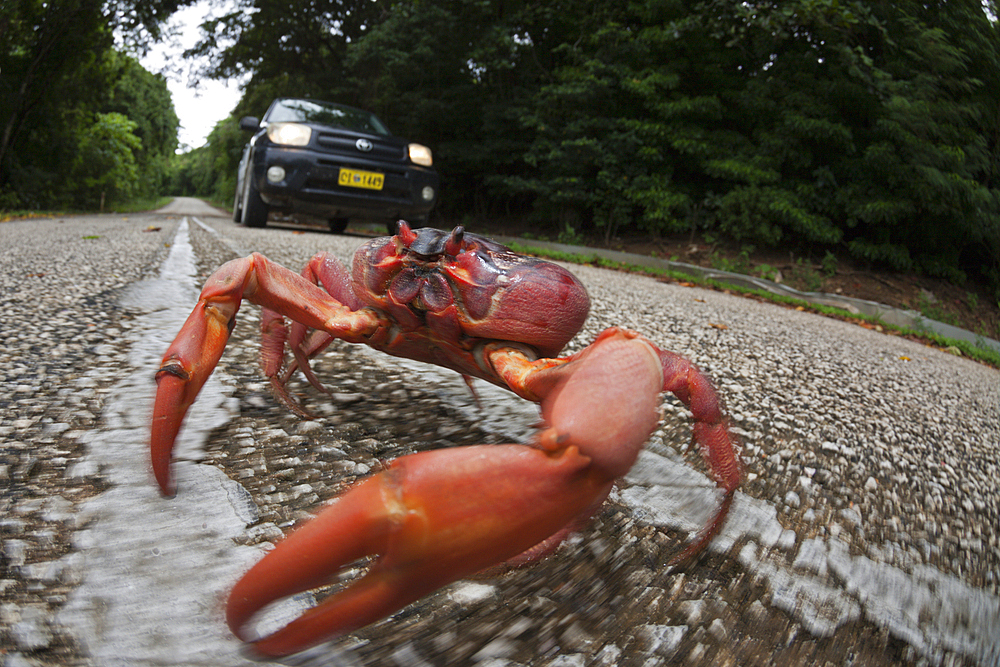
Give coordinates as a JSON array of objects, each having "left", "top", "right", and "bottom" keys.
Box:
[
  {"left": 167, "top": 116, "right": 245, "bottom": 204},
  {"left": 0, "top": 0, "right": 188, "bottom": 210},
  {"left": 711, "top": 246, "right": 755, "bottom": 275},
  {"left": 6, "top": 0, "right": 1000, "bottom": 302},
  {"left": 556, "top": 223, "right": 586, "bottom": 246},
  {"left": 72, "top": 112, "right": 143, "bottom": 208},
  {"left": 790, "top": 258, "right": 826, "bottom": 293},
  {"left": 714, "top": 186, "right": 841, "bottom": 246},
  {"left": 822, "top": 251, "right": 838, "bottom": 277},
  {"left": 176, "top": 0, "right": 1000, "bottom": 298},
  {"left": 755, "top": 264, "right": 780, "bottom": 282},
  {"left": 105, "top": 52, "right": 179, "bottom": 198}
]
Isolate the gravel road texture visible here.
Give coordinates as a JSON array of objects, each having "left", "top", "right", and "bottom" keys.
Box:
[{"left": 1, "top": 201, "right": 998, "bottom": 666}]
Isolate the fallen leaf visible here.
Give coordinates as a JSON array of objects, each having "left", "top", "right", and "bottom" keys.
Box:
[
  {"left": 899, "top": 356, "right": 910, "bottom": 361},
  {"left": 694, "top": 298, "right": 705, "bottom": 303},
  {"left": 708, "top": 323, "right": 728, "bottom": 330},
  {"left": 144, "top": 225, "right": 161, "bottom": 232}
]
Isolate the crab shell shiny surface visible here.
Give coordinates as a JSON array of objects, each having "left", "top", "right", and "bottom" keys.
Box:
[{"left": 353, "top": 226, "right": 591, "bottom": 365}]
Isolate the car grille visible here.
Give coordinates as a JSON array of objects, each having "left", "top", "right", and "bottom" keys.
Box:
[{"left": 315, "top": 132, "right": 405, "bottom": 160}]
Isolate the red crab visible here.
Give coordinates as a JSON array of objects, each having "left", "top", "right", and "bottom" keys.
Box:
[{"left": 150, "top": 222, "right": 742, "bottom": 657}]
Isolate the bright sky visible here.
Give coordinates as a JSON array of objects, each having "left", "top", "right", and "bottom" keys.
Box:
[{"left": 139, "top": 2, "right": 243, "bottom": 152}]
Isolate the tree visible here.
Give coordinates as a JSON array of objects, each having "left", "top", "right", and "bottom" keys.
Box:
[
  {"left": 0, "top": 0, "right": 110, "bottom": 206},
  {"left": 839, "top": 3, "right": 1000, "bottom": 285},
  {"left": 0, "top": 0, "right": 191, "bottom": 209},
  {"left": 185, "top": 0, "right": 1000, "bottom": 294},
  {"left": 186, "top": 0, "right": 381, "bottom": 105},
  {"left": 105, "top": 52, "right": 180, "bottom": 198},
  {"left": 71, "top": 112, "right": 143, "bottom": 208}
]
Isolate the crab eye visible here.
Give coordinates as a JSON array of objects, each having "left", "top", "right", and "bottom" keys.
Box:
[
  {"left": 444, "top": 226, "right": 465, "bottom": 256},
  {"left": 395, "top": 221, "right": 418, "bottom": 247}
]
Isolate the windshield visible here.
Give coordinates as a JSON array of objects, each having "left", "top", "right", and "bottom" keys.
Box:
[{"left": 267, "top": 99, "right": 391, "bottom": 136}]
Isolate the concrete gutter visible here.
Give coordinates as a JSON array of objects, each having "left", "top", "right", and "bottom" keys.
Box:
[{"left": 493, "top": 236, "right": 1000, "bottom": 357}]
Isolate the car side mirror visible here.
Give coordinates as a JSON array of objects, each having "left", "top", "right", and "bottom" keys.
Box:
[{"left": 239, "top": 116, "right": 261, "bottom": 131}]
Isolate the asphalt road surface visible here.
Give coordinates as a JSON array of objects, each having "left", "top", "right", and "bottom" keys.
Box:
[{"left": 1, "top": 199, "right": 997, "bottom": 666}]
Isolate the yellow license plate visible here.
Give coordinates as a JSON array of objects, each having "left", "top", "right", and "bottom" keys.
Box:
[{"left": 339, "top": 168, "right": 384, "bottom": 190}]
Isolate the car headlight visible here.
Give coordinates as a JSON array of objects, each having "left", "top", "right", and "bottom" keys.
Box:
[
  {"left": 408, "top": 143, "right": 433, "bottom": 167},
  {"left": 267, "top": 123, "right": 312, "bottom": 146},
  {"left": 266, "top": 166, "right": 286, "bottom": 183}
]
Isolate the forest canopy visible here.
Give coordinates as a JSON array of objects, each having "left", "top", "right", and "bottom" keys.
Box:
[
  {"left": 4, "top": 0, "right": 1000, "bottom": 294},
  {"left": 0, "top": 0, "right": 188, "bottom": 210}
]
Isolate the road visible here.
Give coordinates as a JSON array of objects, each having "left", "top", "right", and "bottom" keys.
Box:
[{"left": 1, "top": 200, "right": 997, "bottom": 666}]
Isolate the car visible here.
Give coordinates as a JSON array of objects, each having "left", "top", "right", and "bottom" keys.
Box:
[{"left": 233, "top": 98, "right": 439, "bottom": 234}]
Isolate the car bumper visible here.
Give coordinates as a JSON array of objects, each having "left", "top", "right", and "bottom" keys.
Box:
[{"left": 252, "top": 145, "right": 439, "bottom": 221}]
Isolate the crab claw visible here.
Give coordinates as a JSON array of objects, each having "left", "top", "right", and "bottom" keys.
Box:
[
  {"left": 151, "top": 254, "right": 379, "bottom": 496},
  {"left": 490, "top": 327, "right": 742, "bottom": 564},
  {"left": 227, "top": 444, "right": 610, "bottom": 657},
  {"left": 151, "top": 263, "right": 247, "bottom": 496}
]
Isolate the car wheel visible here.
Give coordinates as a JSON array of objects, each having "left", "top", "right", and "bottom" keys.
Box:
[
  {"left": 328, "top": 218, "right": 349, "bottom": 234},
  {"left": 241, "top": 176, "right": 269, "bottom": 228}
]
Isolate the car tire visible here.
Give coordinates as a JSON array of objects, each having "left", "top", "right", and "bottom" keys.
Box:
[
  {"left": 241, "top": 176, "right": 269, "bottom": 228},
  {"left": 328, "top": 218, "right": 349, "bottom": 234},
  {"left": 232, "top": 185, "right": 243, "bottom": 223}
]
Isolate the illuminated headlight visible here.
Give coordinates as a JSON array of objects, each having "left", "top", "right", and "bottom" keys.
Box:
[
  {"left": 421, "top": 186, "right": 435, "bottom": 202},
  {"left": 266, "top": 166, "right": 286, "bottom": 183},
  {"left": 408, "top": 143, "right": 433, "bottom": 167},
  {"left": 267, "top": 122, "right": 311, "bottom": 146}
]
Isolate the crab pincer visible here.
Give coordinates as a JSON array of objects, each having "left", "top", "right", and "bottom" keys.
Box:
[
  {"left": 225, "top": 328, "right": 739, "bottom": 656},
  {"left": 149, "top": 223, "right": 741, "bottom": 655}
]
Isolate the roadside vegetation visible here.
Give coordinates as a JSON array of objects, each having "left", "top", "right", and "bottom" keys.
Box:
[
  {"left": 0, "top": 196, "right": 173, "bottom": 223},
  {"left": 4, "top": 0, "right": 1000, "bottom": 312},
  {"left": 170, "top": 0, "right": 1000, "bottom": 306},
  {"left": 1, "top": 0, "right": 181, "bottom": 214},
  {"left": 504, "top": 241, "right": 1000, "bottom": 369}
]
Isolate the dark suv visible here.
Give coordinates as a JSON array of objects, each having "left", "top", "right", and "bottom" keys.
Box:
[{"left": 234, "top": 98, "right": 439, "bottom": 233}]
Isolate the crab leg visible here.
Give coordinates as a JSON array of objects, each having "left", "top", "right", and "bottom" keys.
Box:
[
  {"left": 490, "top": 327, "right": 742, "bottom": 563},
  {"left": 225, "top": 327, "right": 738, "bottom": 656},
  {"left": 654, "top": 343, "right": 742, "bottom": 562},
  {"left": 263, "top": 251, "right": 363, "bottom": 396},
  {"left": 151, "top": 253, "right": 381, "bottom": 495},
  {"left": 227, "top": 445, "right": 608, "bottom": 657}
]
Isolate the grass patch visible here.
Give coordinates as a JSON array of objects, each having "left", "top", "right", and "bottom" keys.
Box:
[
  {"left": 1, "top": 195, "right": 173, "bottom": 221},
  {"left": 506, "top": 241, "right": 1000, "bottom": 368},
  {"left": 111, "top": 195, "right": 174, "bottom": 213},
  {"left": 206, "top": 197, "right": 232, "bottom": 212},
  {"left": 1, "top": 209, "right": 65, "bottom": 223}
]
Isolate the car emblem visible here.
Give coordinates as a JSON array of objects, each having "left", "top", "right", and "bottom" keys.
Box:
[{"left": 356, "top": 139, "right": 374, "bottom": 152}]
